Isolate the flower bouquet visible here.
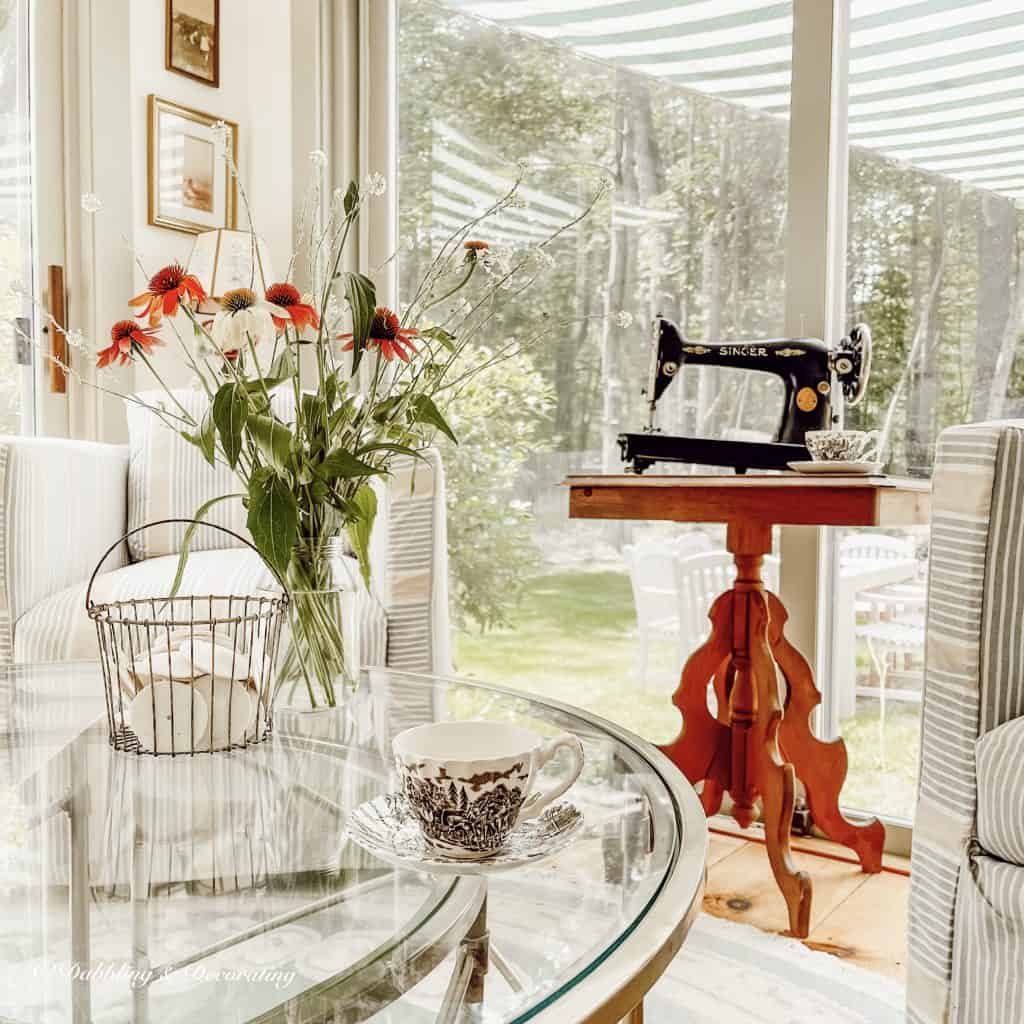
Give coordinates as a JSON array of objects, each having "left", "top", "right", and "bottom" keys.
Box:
[{"left": 29, "top": 144, "right": 609, "bottom": 709}]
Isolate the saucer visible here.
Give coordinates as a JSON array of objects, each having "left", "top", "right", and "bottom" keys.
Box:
[
  {"left": 788, "top": 460, "right": 883, "bottom": 476},
  {"left": 346, "top": 793, "right": 584, "bottom": 876}
]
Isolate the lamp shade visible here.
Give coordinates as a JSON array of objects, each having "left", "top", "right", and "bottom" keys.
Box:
[{"left": 186, "top": 229, "right": 276, "bottom": 304}]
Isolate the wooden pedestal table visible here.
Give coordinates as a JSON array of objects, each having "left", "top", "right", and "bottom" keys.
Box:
[{"left": 567, "top": 474, "right": 930, "bottom": 938}]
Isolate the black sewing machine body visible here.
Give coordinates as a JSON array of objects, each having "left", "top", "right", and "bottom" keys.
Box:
[{"left": 620, "top": 317, "right": 871, "bottom": 474}]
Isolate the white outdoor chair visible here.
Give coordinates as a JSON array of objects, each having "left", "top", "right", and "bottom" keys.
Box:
[
  {"left": 674, "top": 550, "right": 781, "bottom": 667},
  {"left": 624, "top": 533, "right": 712, "bottom": 689},
  {"left": 840, "top": 533, "right": 916, "bottom": 565}
]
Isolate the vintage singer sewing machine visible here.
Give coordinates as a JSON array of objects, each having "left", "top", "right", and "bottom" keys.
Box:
[{"left": 619, "top": 317, "right": 872, "bottom": 473}]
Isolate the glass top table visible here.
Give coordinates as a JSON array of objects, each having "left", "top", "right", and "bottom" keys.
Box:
[{"left": 0, "top": 664, "right": 706, "bottom": 1023}]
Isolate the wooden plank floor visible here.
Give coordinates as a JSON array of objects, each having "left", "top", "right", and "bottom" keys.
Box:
[{"left": 704, "top": 824, "right": 911, "bottom": 980}]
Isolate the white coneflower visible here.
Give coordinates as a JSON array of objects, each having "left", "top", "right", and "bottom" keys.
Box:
[{"left": 210, "top": 288, "right": 278, "bottom": 357}]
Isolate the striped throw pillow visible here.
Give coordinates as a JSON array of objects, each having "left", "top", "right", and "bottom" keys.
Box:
[
  {"left": 976, "top": 716, "right": 1024, "bottom": 866},
  {"left": 126, "top": 389, "right": 249, "bottom": 560}
]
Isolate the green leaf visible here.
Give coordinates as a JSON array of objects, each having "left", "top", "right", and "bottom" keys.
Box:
[
  {"left": 371, "top": 395, "right": 404, "bottom": 424},
  {"left": 355, "top": 441, "right": 427, "bottom": 462},
  {"left": 324, "top": 371, "right": 339, "bottom": 411},
  {"left": 409, "top": 394, "right": 458, "bottom": 444},
  {"left": 341, "top": 271, "right": 376, "bottom": 376},
  {"left": 342, "top": 180, "right": 359, "bottom": 216},
  {"left": 301, "top": 392, "right": 326, "bottom": 428},
  {"left": 180, "top": 408, "right": 217, "bottom": 467},
  {"left": 247, "top": 414, "right": 293, "bottom": 472},
  {"left": 319, "top": 448, "right": 380, "bottom": 480},
  {"left": 420, "top": 326, "right": 456, "bottom": 352},
  {"left": 168, "top": 492, "right": 245, "bottom": 599},
  {"left": 246, "top": 468, "right": 298, "bottom": 579},
  {"left": 239, "top": 375, "right": 289, "bottom": 397},
  {"left": 268, "top": 345, "right": 296, "bottom": 381},
  {"left": 346, "top": 485, "right": 377, "bottom": 588},
  {"left": 212, "top": 383, "right": 248, "bottom": 468}
]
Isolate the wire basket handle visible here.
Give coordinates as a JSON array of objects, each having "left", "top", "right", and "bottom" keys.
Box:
[{"left": 86, "top": 518, "right": 290, "bottom": 610}]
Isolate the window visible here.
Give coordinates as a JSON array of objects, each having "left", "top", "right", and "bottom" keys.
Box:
[
  {"left": 0, "top": 0, "right": 35, "bottom": 433},
  {"left": 830, "top": 0, "right": 1024, "bottom": 822},
  {"left": 395, "top": 0, "right": 1024, "bottom": 830},
  {"left": 398, "top": 0, "right": 793, "bottom": 737}
]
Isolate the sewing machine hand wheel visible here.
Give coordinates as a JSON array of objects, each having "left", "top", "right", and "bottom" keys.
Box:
[{"left": 832, "top": 323, "right": 872, "bottom": 406}]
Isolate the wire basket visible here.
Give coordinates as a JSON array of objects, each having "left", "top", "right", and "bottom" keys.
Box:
[{"left": 87, "top": 519, "right": 289, "bottom": 756}]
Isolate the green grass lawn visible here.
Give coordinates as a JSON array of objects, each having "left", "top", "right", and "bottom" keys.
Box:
[{"left": 453, "top": 568, "right": 920, "bottom": 822}]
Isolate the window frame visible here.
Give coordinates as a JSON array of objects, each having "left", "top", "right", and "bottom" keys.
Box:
[{"left": 352, "top": 0, "right": 913, "bottom": 849}]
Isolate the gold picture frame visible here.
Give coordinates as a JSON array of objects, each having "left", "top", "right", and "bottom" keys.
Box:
[
  {"left": 166, "top": 0, "right": 219, "bottom": 87},
  {"left": 147, "top": 95, "right": 237, "bottom": 235}
]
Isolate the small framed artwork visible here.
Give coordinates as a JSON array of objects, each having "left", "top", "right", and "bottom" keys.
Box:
[
  {"left": 148, "top": 95, "right": 237, "bottom": 235},
  {"left": 166, "top": 0, "right": 219, "bottom": 86}
]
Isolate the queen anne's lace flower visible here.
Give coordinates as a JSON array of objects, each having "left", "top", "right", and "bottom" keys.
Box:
[
  {"left": 64, "top": 328, "right": 86, "bottom": 351},
  {"left": 81, "top": 193, "right": 103, "bottom": 214},
  {"left": 211, "top": 120, "right": 232, "bottom": 156},
  {"left": 211, "top": 288, "right": 278, "bottom": 356},
  {"left": 309, "top": 149, "right": 328, "bottom": 170},
  {"left": 533, "top": 248, "right": 555, "bottom": 271},
  {"left": 364, "top": 172, "right": 387, "bottom": 197},
  {"left": 615, "top": 311, "right": 634, "bottom": 329}
]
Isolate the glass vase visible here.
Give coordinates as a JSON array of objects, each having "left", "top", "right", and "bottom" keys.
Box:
[{"left": 274, "top": 536, "right": 361, "bottom": 710}]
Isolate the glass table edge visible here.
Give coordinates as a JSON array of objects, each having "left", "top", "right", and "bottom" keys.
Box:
[
  {"left": 373, "top": 668, "right": 710, "bottom": 1024},
  {"left": 7, "top": 662, "right": 708, "bottom": 1023}
]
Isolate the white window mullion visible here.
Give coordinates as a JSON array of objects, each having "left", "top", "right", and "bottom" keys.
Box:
[
  {"left": 780, "top": 0, "right": 850, "bottom": 735},
  {"left": 359, "top": 0, "right": 398, "bottom": 310}
]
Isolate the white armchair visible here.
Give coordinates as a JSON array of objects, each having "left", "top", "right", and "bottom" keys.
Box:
[
  {"left": 0, "top": 434, "right": 451, "bottom": 676},
  {"left": 907, "top": 420, "right": 1024, "bottom": 1023}
]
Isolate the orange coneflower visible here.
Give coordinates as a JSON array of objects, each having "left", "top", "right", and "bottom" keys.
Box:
[
  {"left": 338, "top": 306, "right": 419, "bottom": 363},
  {"left": 463, "top": 240, "right": 489, "bottom": 252},
  {"left": 265, "top": 282, "right": 320, "bottom": 332},
  {"left": 129, "top": 263, "right": 207, "bottom": 326},
  {"left": 97, "top": 320, "right": 163, "bottom": 368}
]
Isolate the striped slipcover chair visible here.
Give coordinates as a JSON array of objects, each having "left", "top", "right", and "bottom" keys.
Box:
[
  {"left": 0, "top": 391, "right": 451, "bottom": 678},
  {"left": 907, "top": 421, "right": 1024, "bottom": 1023}
]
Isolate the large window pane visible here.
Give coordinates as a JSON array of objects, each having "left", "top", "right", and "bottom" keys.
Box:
[
  {"left": 398, "top": 1, "right": 791, "bottom": 739},
  {"left": 0, "top": 0, "right": 34, "bottom": 433},
  {"left": 834, "top": 0, "right": 1024, "bottom": 822}
]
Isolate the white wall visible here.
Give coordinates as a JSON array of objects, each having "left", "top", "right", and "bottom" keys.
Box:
[{"left": 126, "top": 0, "right": 294, "bottom": 395}]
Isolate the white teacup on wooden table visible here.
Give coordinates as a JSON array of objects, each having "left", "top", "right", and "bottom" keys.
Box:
[
  {"left": 804, "top": 429, "right": 879, "bottom": 463},
  {"left": 393, "top": 720, "right": 585, "bottom": 859}
]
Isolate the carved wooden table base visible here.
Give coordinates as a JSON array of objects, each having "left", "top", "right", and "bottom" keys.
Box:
[
  {"left": 567, "top": 474, "right": 931, "bottom": 939},
  {"left": 660, "top": 522, "right": 884, "bottom": 938}
]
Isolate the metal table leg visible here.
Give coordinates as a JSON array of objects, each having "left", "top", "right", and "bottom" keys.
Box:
[
  {"left": 437, "top": 886, "right": 490, "bottom": 1024},
  {"left": 68, "top": 737, "right": 92, "bottom": 1024}
]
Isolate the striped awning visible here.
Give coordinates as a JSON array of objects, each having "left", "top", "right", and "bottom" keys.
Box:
[
  {"left": 425, "top": 121, "right": 677, "bottom": 246},
  {"left": 450, "top": 0, "right": 1023, "bottom": 203}
]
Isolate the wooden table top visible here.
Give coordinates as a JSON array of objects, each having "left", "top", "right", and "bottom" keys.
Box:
[{"left": 566, "top": 474, "right": 931, "bottom": 528}]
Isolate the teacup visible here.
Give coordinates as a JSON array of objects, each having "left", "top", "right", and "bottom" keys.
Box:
[
  {"left": 393, "top": 720, "right": 585, "bottom": 859},
  {"left": 804, "top": 429, "right": 879, "bottom": 463}
]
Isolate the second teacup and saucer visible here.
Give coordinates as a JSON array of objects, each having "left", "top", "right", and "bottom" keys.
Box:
[
  {"left": 347, "top": 720, "right": 586, "bottom": 875},
  {"left": 788, "top": 429, "right": 884, "bottom": 476}
]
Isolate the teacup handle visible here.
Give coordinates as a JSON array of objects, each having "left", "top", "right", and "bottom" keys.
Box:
[{"left": 519, "top": 732, "right": 585, "bottom": 822}]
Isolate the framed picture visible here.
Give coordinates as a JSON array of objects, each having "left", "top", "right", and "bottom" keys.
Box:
[
  {"left": 148, "top": 96, "right": 237, "bottom": 235},
  {"left": 166, "top": 0, "right": 219, "bottom": 86}
]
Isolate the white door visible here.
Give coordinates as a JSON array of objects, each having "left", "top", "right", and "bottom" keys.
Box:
[{"left": 0, "top": 0, "right": 69, "bottom": 436}]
